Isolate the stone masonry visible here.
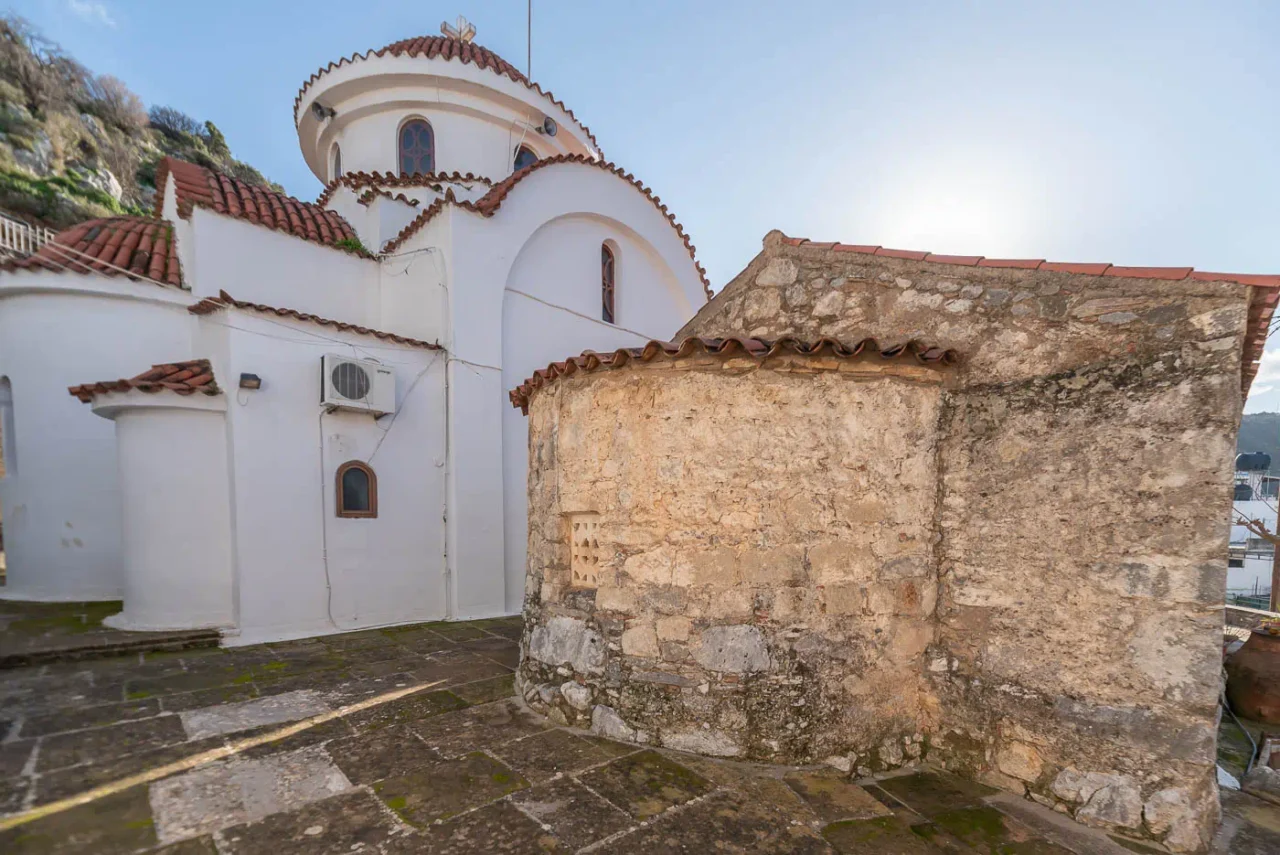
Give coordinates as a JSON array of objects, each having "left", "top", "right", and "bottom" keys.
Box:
[{"left": 515, "top": 231, "right": 1266, "bottom": 853}]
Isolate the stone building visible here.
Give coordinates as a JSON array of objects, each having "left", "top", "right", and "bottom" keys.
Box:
[{"left": 513, "top": 230, "right": 1280, "bottom": 852}]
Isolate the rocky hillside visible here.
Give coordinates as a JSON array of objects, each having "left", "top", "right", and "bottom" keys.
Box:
[
  {"left": 1239, "top": 412, "right": 1280, "bottom": 472},
  {"left": 0, "top": 15, "right": 279, "bottom": 231}
]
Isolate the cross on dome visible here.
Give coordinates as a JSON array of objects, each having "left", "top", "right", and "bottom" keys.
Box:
[{"left": 441, "top": 15, "right": 477, "bottom": 43}]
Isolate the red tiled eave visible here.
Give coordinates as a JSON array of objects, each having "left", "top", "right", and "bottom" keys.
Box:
[
  {"left": 294, "top": 36, "right": 599, "bottom": 151},
  {"left": 155, "top": 158, "right": 368, "bottom": 257},
  {"left": 0, "top": 216, "right": 183, "bottom": 287},
  {"left": 509, "top": 336, "right": 959, "bottom": 414},
  {"left": 189, "top": 290, "right": 442, "bottom": 350},
  {"left": 315, "top": 171, "right": 492, "bottom": 207},
  {"left": 775, "top": 232, "right": 1280, "bottom": 396},
  {"left": 69, "top": 359, "right": 218, "bottom": 403},
  {"left": 380, "top": 154, "right": 711, "bottom": 300}
]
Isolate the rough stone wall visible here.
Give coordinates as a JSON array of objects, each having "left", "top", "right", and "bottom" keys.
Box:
[
  {"left": 519, "top": 354, "right": 947, "bottom": 768},
  {"left": 668, "top": 232, "right": 1251, "bottom": 851}
]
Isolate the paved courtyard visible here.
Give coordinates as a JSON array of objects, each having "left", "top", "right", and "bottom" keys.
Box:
[{"left": 0, "top": 614, "right": 1277, "bottom": 854}]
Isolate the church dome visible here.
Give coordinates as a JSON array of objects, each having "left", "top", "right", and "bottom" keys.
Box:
[{"left": 295, "top": 19, "right": 598, "bottom": 186}]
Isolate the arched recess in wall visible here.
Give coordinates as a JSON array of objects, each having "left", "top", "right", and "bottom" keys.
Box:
[
  {"left": 330, "top": 144, "right": 342, "bottom": 182},
  {"left": 398, "top": 117, "right": 434, "bottom": 176}
]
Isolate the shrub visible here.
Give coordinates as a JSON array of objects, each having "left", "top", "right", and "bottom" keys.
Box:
[
  {"left": 0, "top": 16, "right": 89, "bottom": 116},
  {"left": 203, "top": 121, "right": 229, "bottom": 158},
  {"left": 81, "top": 74, "right": 146, "bottom": 135},
  {"left": 148, "top": 105, "right": 202, "bottom": 139}
]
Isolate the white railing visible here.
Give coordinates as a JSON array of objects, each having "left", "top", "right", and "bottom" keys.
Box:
[{"left": 0, "top": 212, "right": 55, "bottom": 259}]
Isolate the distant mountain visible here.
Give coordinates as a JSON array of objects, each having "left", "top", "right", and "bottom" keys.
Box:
[
  {"left": 0, "top": 15, "right": 279, "bottom": 231},
  {"left": 1238, "top": 413, "right": 1280, "bottom": 473}
]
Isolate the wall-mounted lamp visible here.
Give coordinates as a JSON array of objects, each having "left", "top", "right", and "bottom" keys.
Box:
[{"left": 239, "top": 373, "right": 262, "bottom": 390}]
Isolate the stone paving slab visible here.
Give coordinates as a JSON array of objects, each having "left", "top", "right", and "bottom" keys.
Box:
[
  {"left": 148, "top": 746, "right": 351, "bottom": 843},
  {"left": 3, "top": 614, "right": 1280, "bottom": 853},
  {"left": 178, "top": 690, "right": 329, "bottom": 740}
]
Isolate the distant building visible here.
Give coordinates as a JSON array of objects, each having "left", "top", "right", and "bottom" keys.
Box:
[
  {"left": 0, "top": 18, "right": 707, "bottom": 643},
  {"left": 1230, "top": 465, "right": 1277, "bottom": 602}
]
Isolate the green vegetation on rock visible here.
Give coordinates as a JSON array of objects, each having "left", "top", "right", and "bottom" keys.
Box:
[{"left": 0, "top": 15, "right": 280, "bottom": 231}]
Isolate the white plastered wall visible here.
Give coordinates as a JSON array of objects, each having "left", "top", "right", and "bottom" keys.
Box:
[
  {"left": 95, "top": 393, "right": 234, "bottom": 630},
  {"left": 203, "top": 310, "right": 447, "bottom": 645},
  {"left": 297, "top": 55, "right": 594, "bottom": 181},
  {"left": 188, "top": 209, "right": 380, "bottom": 323},
  {"left": 0, "top": 279, "right": 194, "bottom": 601}
]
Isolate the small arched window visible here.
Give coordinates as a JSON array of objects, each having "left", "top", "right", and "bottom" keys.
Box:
[
  {"left": 336, "top": 461, "right": 377, "bottom": 518},
  {"left": 398, "top": 119, "right": 434, "bottom": 176},
  {"left": 330, "top": 144, "right": 342, "bottom": 181},
  {"left": 601, "top": 243, "right": 616, "bottom": 324},
  {"left": 514, "top": 145, "right": 537, "bottom": 172}
]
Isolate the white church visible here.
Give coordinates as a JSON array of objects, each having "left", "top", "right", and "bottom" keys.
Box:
[{"left": 0, "top": 19, "right": 708, "bottom": 644}]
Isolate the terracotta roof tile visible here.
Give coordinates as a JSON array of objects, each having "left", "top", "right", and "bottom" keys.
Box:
[
  {"left": 316, "top": 171, "right": 491, "bottom": 207},
  {"left": 976, "top": 258, "right": 1045, "bottom": 269},
  {"left": 775, "top": 231, "right": 1280, "bottom": 396},
  {"left": 0, "top": 216, "right": 183, "bottom": 287},
  {"left": 1104, "top": 265, "right": 1194, "bottom": 280},
  {"left": 924, "top": 253, "right": 983, "bottom": 266},
  {"left": 294, "top": 36, "right": 599, "bottom": 151},
  {"left": 1039, "top": 262, "right": 1113, "bottom": 275},
  {"left": 380, "top": 154, "right": 710, "bottom": 299},
  {"left": 155, "top": 158, "right": 367, "bottom": 257},
  {"left": 188, "top": 290, "right": 441, "bottom": 350},
  {"left": 69, "top": 359, "right": 218, "bottom": 403},
  {"left": 875, "top": 248, "right": 930, "bottom": 261},
  {"left": 509, "top": 336, "right": 958, "bottom": 414}
]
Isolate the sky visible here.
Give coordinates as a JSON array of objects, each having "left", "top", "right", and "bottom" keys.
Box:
[{"left": 14, "top": 0, "right": 1280, "bottom": 410}]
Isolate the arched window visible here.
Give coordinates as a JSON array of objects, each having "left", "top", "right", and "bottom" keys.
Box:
[
  {"left": 514, "top": 145, "right": 537, "bottom": 172},
  {"left": 336, "top": 461, "right": 377, "bottom": 518},
  {"left": 398, "top": 119, "right": 434, "bottom": 176},
  {"left": 0, "top": 377, "right": 13, "bottom": 478},
  {"left": 601, "top": 243, "right": 616, "bottom": 324},
  {"left": 330, "top": 144, "right": 342, "bottom": 181}
]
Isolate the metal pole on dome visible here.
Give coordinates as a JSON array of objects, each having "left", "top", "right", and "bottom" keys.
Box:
[{"left": 528, "top": 0, "right": 532, "bottom": 77}]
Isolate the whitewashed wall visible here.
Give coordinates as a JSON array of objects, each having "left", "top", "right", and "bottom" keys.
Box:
[
  {"left": 297, "top": 55, "right": 594, "bottom": 181},
  {"left": 189, "top": 210, "right": 381, "bottom": 324},
  {"left": 0, "top": 280, "right": 193, "bottom": 601},
  {"left": 202, "top": 310, "right": 447, "bottom": 644},
  {"left": 101, "top": 396, "right": 234, "bottom": 630}
]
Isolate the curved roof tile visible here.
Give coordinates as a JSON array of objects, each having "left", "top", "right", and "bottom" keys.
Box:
[
  {"left": 155, "top": 157, "right": 367, "bottom": 256},
  {"left": 1, "top": 216, "right": 183, "bottom": 287},
  {"left": 69, "top": 359, "right": 219, "bottom": 403},
  {"left": 189, "top": 290, "right": 441, "bottom": 350},
  {"left": 509, "top": 336, "right": 958, "bottom": 414},
  {"left": 380, "top": 154, "right": 711, "bottom": 299},
  {"left": 316, "top": 171, "right": 492, "bottom": 207},
  {"left": 293, "top": 36, "right": 599, "bottom": 150}
]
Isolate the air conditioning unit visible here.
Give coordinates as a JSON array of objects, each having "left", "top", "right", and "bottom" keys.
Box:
[{"left": 321, "top": 354, "right": 395, "bottom": 415}]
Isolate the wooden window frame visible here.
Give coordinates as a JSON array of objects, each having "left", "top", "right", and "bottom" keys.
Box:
[
  {"left": 601, "top": 242, "right": 616, "bottom": 324},
  {"left": 336, "top": 460, "right": 378, "bottom": 519}
]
